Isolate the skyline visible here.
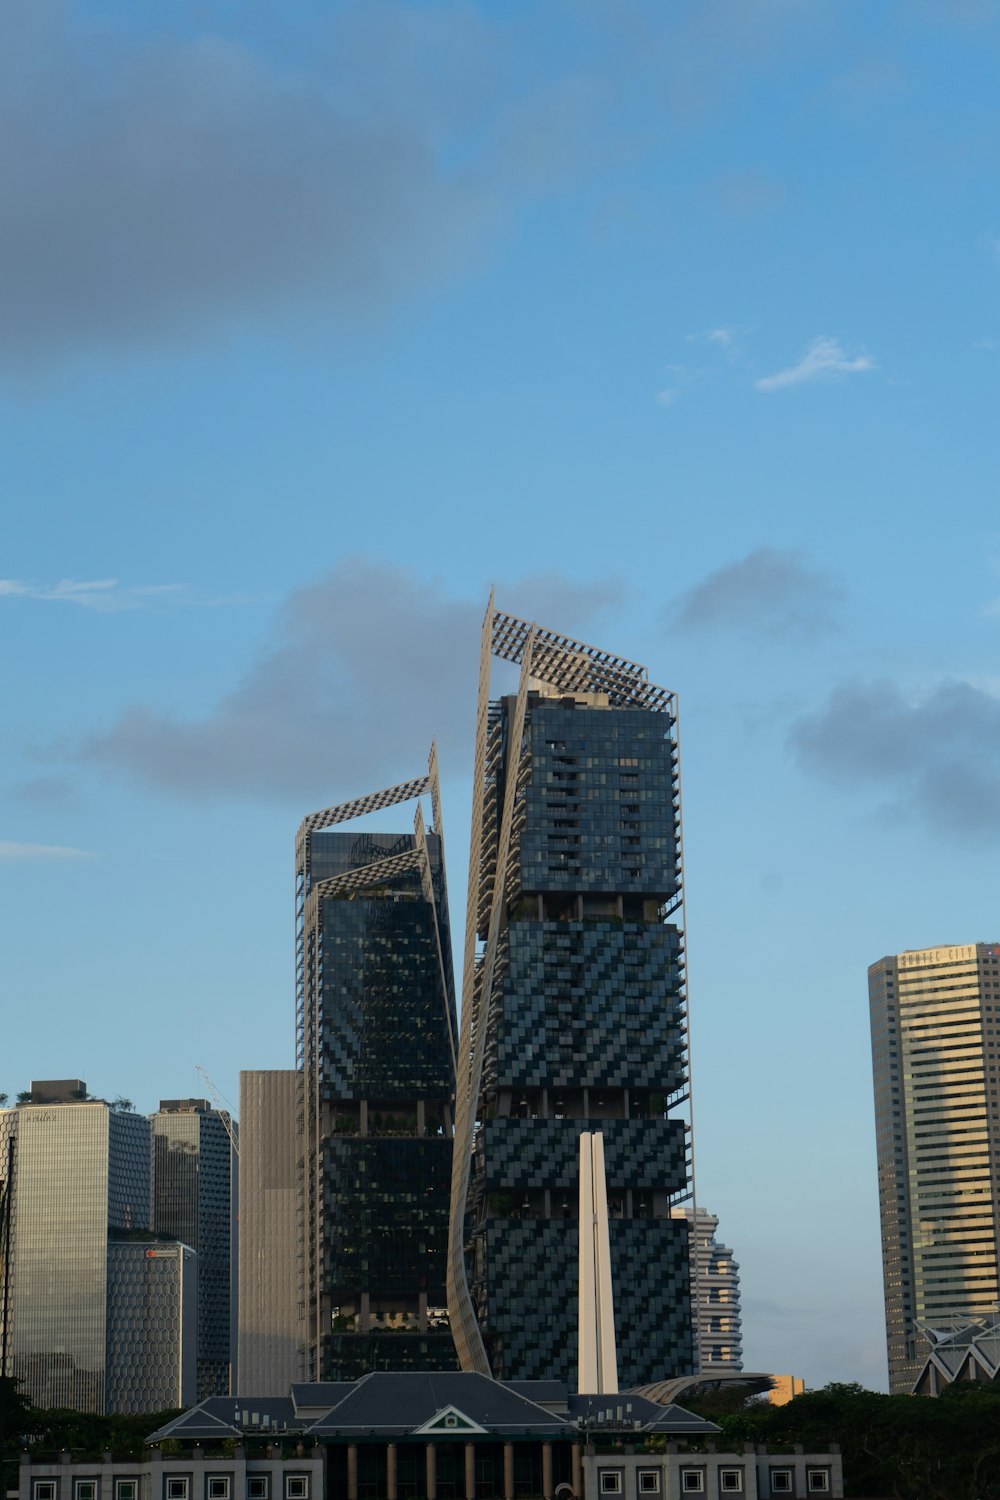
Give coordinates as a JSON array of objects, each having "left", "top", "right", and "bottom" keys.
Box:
[{"left": 5, "top": 0, "right": 1000, "bottom": 1393}]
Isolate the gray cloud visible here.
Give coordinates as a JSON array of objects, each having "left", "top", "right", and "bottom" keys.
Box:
[
  {"left": 669, "top": 547, "right": 843, "bottom": 640},
  {"left": 0, "top": 1, "right": 854, "bottom": 367},
  {"left": 789, "top": 678, "right": 1000, "bottom": 838},
  {"left": 0, "top": 10, "right": 499, "bottom": 367},
  {"left": 78, "top": 561, "right": 621, "bottom": 801}
]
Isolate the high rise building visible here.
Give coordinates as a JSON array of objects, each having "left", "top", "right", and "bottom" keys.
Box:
[
  {"left": 237, "top": 1069, "right": 300, "bottom": 1393},
  {"left": 671, "top": 1206, "right": 743, "bottom": 1370},
  {"left": 0, "top": 1081, "right": 171, "bottom": 1412},
  {"left": 105, "top": 1240, "right": 197, "bottom": 1413},
  {"left": 151, "top": 1098, "right": 237, "bottom": 1398},
  {"left": 448, "top": 602, "right": 694, "bottom": 1387},
  {"left": 869, "top": 941, "right": 1000, "bottom": 1392},
  {"left": 296, "top": 752, "right": 459, "bottom": 1380}
]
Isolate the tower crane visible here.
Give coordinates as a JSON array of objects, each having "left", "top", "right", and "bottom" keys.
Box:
[{"left": 195, "top": 1065, "right": 240, "bottom": 1158}]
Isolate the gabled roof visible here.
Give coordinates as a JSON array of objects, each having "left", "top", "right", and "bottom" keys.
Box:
[
  {"left": 147, "top": 1404, "right": 242, "bottom": 1443},
  {"left": 569, "top": 1394, "right": 719, "bottom": 1436},
  {"left": 148, "top": 1397, "right": 301, "bottom": 1444},
  {"left": 413, "top": 1405, "right": 488, "bottom": 1435},
  {"left": 303, "top": 1372, "right": 570, "bottom": 1437}
]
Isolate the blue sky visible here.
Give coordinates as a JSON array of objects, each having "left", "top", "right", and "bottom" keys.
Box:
[{"left": 4, "top": 0, "right": 1000, "bottom": 1391}]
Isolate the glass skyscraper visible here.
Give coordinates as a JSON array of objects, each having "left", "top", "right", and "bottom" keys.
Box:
[
  {"left": 448, "top": 604, "right": 695, "bottom": 1387},
  {"left": 296, "top": 757, "right": 459, "bottom": 1380},
  {"left": 151, "top": 1098, "right": 237, "bottom": 1398},
  {"left": 0, "top": 1084, "right": 152, "bottom": 1412},
  {"left": 870, "top": 941, "right": 1000, "bottom": 1392},
  {"left": 105, "top": 1240, "right": 197, "bottom": 1413}
]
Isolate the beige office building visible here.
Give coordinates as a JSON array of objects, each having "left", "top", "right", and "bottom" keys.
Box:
[
  {"left": 869, "top": 941, "right": 1000, "bottom": 1392},
  {"left": 237, "top": 1070, "right": 300, "bottom": 1393}
]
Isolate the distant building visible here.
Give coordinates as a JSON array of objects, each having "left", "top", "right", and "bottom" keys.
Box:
[
  {"left": 869, "top": 942, "right": 1000, "bottom": 1391},
  {"left": 768, "top": 1374, "right": 805, "bottom": 1405},
  {"left": 237, "top": 1069, "right": 300, "bottom": 1393},
  {"left": 0, "top": 1079, "right": 194, "bottom": 1413},
  {"left": 151, "top": 1098, "right": 237, "bottom": 1398},
  {"left": 106, "top": 1240, "right": 197, "bottom": 1413},
  {"left": 296, "top": 758, "right": 458, "bottom": 1379},
  {"left": 671, "top": 1206, "right": 743, "bottom": 1369}
]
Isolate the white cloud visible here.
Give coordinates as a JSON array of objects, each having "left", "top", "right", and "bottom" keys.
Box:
[
  {"left": 655, "top": 388, "right": 679, "bottom": 407},
  {"left": 687, "top": 326, "right": 735, "bottom": 349},
  {"left": 755, "top": 335, "right": 875, "bottom": 392},
  {"left": 0, "top": 840, "right": 93, "bottom": 860},
  {"left": 0, "top": 578, "right": 184, "bottom": 611}
]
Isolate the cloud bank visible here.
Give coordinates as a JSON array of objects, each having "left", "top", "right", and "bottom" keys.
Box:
[
  {"left": 756, "top": 336, "right": 875, "bottom": 391},
  {"left": 789, "top": 677, "right": 1000, "bottom": 838},
  {"left": 669, "top": 547, "right": 843, "bottom": 640},
  {"left": 78, "top": 561, "right": 621, "bottom": 800}
]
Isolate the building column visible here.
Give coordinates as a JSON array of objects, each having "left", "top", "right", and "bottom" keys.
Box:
[
  {"left": 465, "top": 1443, "right": 476, "bottom": 1500},
  {"left": 572, "top": 1444, "right": 582, "bottom": 1498},
  {"left": 426, "top": 1442, "right": 437, "bottom": 1500},
  {"left": 542, "top": 1442, "right": 553, "bottom": 1500},
  {"left": 347, "top": 1444, "right": 359, "bottom": 1500},
  {"left": 503, "top": 1442, "right": 514, "bottom": 1500},
  {"left": 387, "top": 1443, "right": 397, "bottom": 1500}
]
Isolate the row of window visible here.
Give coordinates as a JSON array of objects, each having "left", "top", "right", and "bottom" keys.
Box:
[
  {"left": 598, "top": 1466, "right": 831, "bottom": 1494},
  {"left": 32, "top": 1477, "right": 309, "bottom": 1500}
]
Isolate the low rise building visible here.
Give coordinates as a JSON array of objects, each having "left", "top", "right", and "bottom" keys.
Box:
[{"left": 15, "top": 1373, "right": 843, "bottom": 1500}]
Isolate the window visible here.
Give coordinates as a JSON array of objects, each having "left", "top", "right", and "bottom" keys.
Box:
[
  {"left": 74, "top": 1484, "right": 97, "bottom": 1500},
  {"left": 207, "top": 1481, "right": 231, "bottom": 1500},
  {"left": 637, "top": 1474, "right": 660, "bottom": 1494},
  {"left": 599, "top": 1474, "right": 622, "bottom": 1495},
  {"left": 247, "top": 1482, "right": 269, "bottom": 1500},
  {"left": 720, "top": 1474, "right": 743, "bottom": 1493},
  {"left": 165, "top": 1481, "right": 189, "bottom": 1500},
  {"left": 681, "top": 1474, "right": 705, "bottom": 1494},
  {"left": 116, "top": 1484, "right": 138, "bottom": 1500},
  {"left": 33, "top": 1484, "right": 56, "bottom": 1500},
  {"left": 284, "top": 1479, "right": 309, "bottom": 1500},
  {"left": 807, "top": 1472, "right": 830, "bottom": 1494},
  {"left": 769, "top": 1473, "right": 792, "bottom": 1494}
]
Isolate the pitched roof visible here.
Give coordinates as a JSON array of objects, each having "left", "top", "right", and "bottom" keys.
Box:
[
  {"left": 148, "top": 1397, "right": 301, "bottom": 1444},
  {"left": 502, "top": 1381, "right": 570, "bottom": 1410},
  {"left": 569, "top": 1394, "right": 719, "bottom": 1435},
  {"left": 303, "top": 1372, "right": 571, "bottom": 1436},
  {"left": 292, "top": 1382, "right": 355, "bottom": 1414}
]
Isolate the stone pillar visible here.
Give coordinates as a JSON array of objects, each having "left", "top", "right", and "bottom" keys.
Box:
[
  {"left": 572, "top": 1444, "right": 583, "bottom": 1498},
  {"left": 347, "top": 1444, "right": 359, "bottom": 1500},
  {"left": 426, "top": 1442, "right": 437, "bottom": 1500},
  {"left": 465, "top": 1443, "right": 476, "bottom": 1500},
  {"left": 387, "top": 1443, "right": 398, "bottom": 1500},
  {"left": 503, "top": 1442, "right": 514, "bottom": 1500},
  {"left": 542, "top": 1442, "right": 554, "bottom": 1500}
]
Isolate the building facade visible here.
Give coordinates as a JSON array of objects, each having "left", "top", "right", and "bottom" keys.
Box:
[
  {"left": 296, "top": 756, "right": 459, "bottom": 1380},
  {"left": 151, "top": 1099, "right": 237, "bottom": 1398},
  {"left": 0, "top": 1083, "right": 156, "bottom": 1412},
  {"left": 869, "top": 942, "right": 1000, "bottom": 1392},
  {"left": 448, "top": 604, "right": 694, "bottom": 1387},
  {"left": 671, "top": 1207, "right": 743, "bottom": 1370},
  {"left": 106, "top": 1240, "right": 197, "bottom": 1413},
  {"left": 237, "top": 1069, "right": 300, "bottom": 1394}
]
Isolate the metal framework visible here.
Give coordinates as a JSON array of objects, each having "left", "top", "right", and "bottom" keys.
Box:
[
  {"left": 296, "top": 746, "right": 454, "bottom": 1378},
  {"left": 446, "top": 600, "right": 695, "bottom": 1377}
]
